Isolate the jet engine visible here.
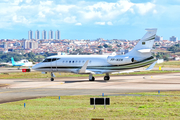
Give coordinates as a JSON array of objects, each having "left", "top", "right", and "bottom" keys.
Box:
[{"left": 107, "top": 56, "right": 135, "bottom": 65}]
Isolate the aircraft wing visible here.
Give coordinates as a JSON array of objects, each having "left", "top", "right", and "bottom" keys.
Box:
[
  {"left": 0, "top": 63, "right": 12, "bottom": 66},
  {"left": 145, "top": 61, "right": 157, "bottom": 70},
  {"left": 112, "top": 61, "right": 157, "bottom": 74},
  {"left": 78, "top": 60, "right": 89, "bottom": 73}
]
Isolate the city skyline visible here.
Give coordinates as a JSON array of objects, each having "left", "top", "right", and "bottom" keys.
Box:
[
  {"left": 28, "top": 30, "right": 60, "bottom": 40},
  {"left": 0, "top": 0, "right": 180, "bottom": 40}
]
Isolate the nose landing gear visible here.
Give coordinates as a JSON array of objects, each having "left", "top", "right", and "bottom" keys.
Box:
[{"left": 51, "top": 72, "right": 55, "bottom": 81}]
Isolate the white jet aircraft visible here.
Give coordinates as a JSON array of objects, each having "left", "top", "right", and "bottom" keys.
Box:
[{"left": 32, "top": 29, "right": 157, "bottom": 81}]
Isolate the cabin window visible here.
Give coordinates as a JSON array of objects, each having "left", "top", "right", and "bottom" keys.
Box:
[
  {"left": 82, "top": 61, "right": 84, "bottom": 63},
  {"left": 79, "top": 61, "right": 81, "bottom": 63},
  {"left": 69, "top": 61, "right": 71, "bottom": 63},
  {"left": 142, "top": 42, "right": 145, "bottom": 45},
  {"left": 72, "top": 61, "right": 74, "bottom": 63},
  {"left": 76, "top": 61, "right": 78, "bottom": 63},
  {"left": 63, "top": 61, "right": 64, "bottom": 63},
  {"left": 66, "top": 61, "right": 68, "bottom": 63}
]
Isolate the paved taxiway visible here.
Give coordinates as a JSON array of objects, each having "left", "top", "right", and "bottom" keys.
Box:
[{"left": 1, "top": 73, "right": 180, "bottom": 103}]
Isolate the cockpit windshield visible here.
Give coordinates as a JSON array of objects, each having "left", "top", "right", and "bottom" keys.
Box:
[{"left": 43, "top": 58, "right": 60, "bottom": 62}]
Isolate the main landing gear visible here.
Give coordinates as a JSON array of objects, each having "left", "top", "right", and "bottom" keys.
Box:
[
  {"left": 51, "top": 72, "right": 54, "bottom": 81},
  {"left": 89, "top": 74, "right": 95, "bottom": 81},
  {"left": 104, "top": 73, "right": 110, "bottom": 81},
  {"left": 89, "top": 73, "right": 110, "bottom": 81}
]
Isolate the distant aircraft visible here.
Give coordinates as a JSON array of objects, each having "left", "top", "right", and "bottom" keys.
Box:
[
  {"left": 0, "top": 57, "right": 33, "bottom": 69},
  {"left": 32, "top": 29, "right": 157, "bottom": 81}
]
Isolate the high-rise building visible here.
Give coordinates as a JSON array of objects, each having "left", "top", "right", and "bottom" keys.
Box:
[
  {"left": 49, "top": 30, "right": 53, "bottom": 39},
  {"left": 23, "top": 40, "right": 31, "bottom": 49},
  {"left": 23, "top": 40, "right": 38, "bottom": 49},
  {"left": 42, "top": 30, "right": 47, "bottom": 39},
  {"left": 170, "top": 36, "right": 178, "bottom": 42},
  {"left": 155, "top": 35, "right": 163, "bottom": 41},
  {"left": 30, "top": 41, "right": 38, "bottom": 49},
  {"left": 35, "top": 30, "right": 40, "bottom": 39},
  {"left": 28, "top": 30, "right": 33, "bottom": 40},
  {"left": 55, "top": 30, "right": 60, "bottom": 40}
]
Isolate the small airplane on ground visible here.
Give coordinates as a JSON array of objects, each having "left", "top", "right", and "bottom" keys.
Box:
[
  {"left": 0, "top": 57, "right": 33, "bottom": 69},
  {"left": 32, "top": 28, "right": 157, "bottom": 81}
]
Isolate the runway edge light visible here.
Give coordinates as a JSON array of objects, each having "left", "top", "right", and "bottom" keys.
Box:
[{"left": 24, "top": 103, "right": 26, "bottom": 108}]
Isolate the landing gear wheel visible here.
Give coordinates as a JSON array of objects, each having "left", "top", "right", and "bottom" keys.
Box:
[
  {"left": 51, "top": 78, "right": 54, "bottom": 81},
  {"left": 89, "top": 77, "right": 95, "bottom": 81},
  {"left": 104, "top": 76, "right": 110, "bottom": 81}
]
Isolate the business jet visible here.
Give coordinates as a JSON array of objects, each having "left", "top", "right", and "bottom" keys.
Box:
[{"left": 32, "top": 28, "right": 157, "bottom": 81}]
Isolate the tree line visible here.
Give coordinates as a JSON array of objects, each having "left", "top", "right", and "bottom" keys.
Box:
[{"left": 0, "top": 52, "right": 57, "bottom": 63}]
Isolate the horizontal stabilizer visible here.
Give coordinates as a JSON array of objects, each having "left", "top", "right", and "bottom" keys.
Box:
[
  {"left": 146, "top": 61, "right": 157, "bottom": 71},
  {"left": 137, "top": 49, "right": 151, "bottom": 53},
  {"left": 79, "top": 60, "right": 89, "bottom": 73}
]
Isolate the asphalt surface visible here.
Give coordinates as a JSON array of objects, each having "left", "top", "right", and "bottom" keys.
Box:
[{"left": 1, "top": 72, "right": 180, "bottom": 103}]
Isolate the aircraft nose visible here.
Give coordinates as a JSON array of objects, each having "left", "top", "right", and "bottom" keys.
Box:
[{"left": 32, "top": 64, "right": 40, "bottom": 70}]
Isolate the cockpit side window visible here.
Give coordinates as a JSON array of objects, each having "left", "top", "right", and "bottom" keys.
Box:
[
  {"left": 43, "top": 58, "right": 60, "bottom": 62},
  {"left": 52, "top": 58, "right": 57, "bottom": 62},
  {"left": 43, "top": 59, "right": 51, "bottom": 62}
]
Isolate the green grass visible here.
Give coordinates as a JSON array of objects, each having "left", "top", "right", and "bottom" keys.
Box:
[
  {"left": 0, "top": 70, "right": 180, "bottom": 79},
  {"left": 0, "top": 91, "right": 180, "bottom": 119},
  {"left": 155, "top": 61, "right": 180, "bottom": 68}
]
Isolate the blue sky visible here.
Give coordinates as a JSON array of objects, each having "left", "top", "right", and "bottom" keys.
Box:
[{"left": 0, "top": 0, "right": 180, "bottom": 40}]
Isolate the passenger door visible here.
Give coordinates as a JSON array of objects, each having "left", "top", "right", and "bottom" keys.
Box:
[{"left": 51, "top": 58, "right": 58, "bottom": 72}]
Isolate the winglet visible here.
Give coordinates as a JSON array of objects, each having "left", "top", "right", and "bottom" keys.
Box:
[
  {"left": 146, "top": 61, "right": 157, "bottom": 71},
  {"left": 79, "top": 60, "right": 89, "bottom": 73}
]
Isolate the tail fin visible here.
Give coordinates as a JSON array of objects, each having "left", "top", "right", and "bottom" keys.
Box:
[
  {"left": 126, "top": 28, "right": 157, "bottom": 61},
  {"left": 11, "top": 57, "right": 15, "bottom": 65}
]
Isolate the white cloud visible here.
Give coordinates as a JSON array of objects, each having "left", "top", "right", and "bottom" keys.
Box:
[
  {"left": 38, "top": 11, "right": 45, "bottom": 18},
  {"left": 40, "top": 1, "right": 53, "bottom": 6},
  {"left": 153, "top": 9, "right": 157, "bottom": 14},
  {"left": 12, "top": 15, "right": 29, "bottom": 24},
  {"left": 26, "top": 0, "right": 31, "bottom": 3},
  {"left": 54, "top": 5, "right": 76, "bottom": 13},
  {"left": 107, "top": 22, "right": 113, "bottom": 25},
  {"left": 95, "top": 22, "right": 105, "bottom": 25},
  {"left": 64, "top": 16, "right": 76, "bottom": 23},
  {"left": 135, "top": 2, "right": 156, "bottom": 15},
  {"left": 75, "top": 23, "right": 82, "bottom": 25},
  {"left": 0, "top": 0, "right": 179, "bottom": 29},
  {"left": 13, "top": 0, "right": 23, "bottom": 5}
]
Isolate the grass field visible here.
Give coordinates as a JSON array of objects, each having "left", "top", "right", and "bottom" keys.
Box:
[
  {"left": 0, "top": 91, "right": 180, "bottom": 119},
  {"left": 0, "top": 70, "right": 180, "bottom": 79},
  {"left": 155, "top": 61, "right": 180, "bottom": 68}
]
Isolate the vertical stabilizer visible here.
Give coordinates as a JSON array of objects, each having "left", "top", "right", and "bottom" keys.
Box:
[
  {"left": 11, "top": 57, "right": 15, "bottom": 65},
  {"left": 126, "top": 28, "right": 157, "bottom": 61}
]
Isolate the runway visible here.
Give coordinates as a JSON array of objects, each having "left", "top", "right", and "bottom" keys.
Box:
[{"left": 1, "top": 73, "right": 180, "bottom": 103}]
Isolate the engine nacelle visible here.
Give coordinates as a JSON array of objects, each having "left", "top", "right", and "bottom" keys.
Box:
[{"left": 107, "top": 56, "right": 135, "bottom": 65}]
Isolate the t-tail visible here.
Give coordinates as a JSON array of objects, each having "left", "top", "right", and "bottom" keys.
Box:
[
  {"left": 126, "top": 28, "right": 157, "bottom": 61},
  {"left": 11, "top": 57, "right": 16, "bottom": 65}
]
